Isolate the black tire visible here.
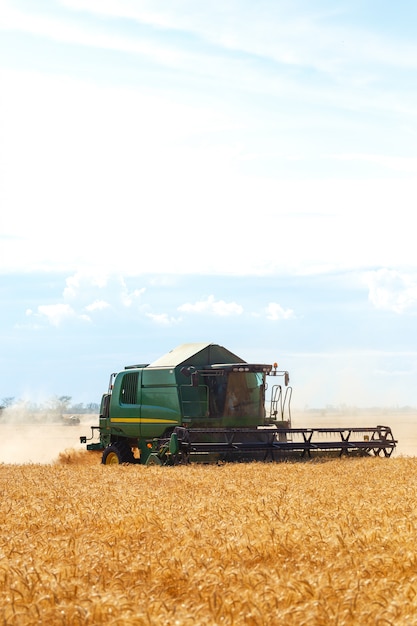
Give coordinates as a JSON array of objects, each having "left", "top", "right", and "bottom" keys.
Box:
[{"left": 102, "top": 441, "right": 135, "bottom": 465}]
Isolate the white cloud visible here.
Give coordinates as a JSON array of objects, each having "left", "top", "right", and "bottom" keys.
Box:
[
  {"left": 62, "top": 272, "right": 146, "bottom": 312},
  {"left": 146, "top": 312, "right": 181, "bottom": 326},
  {"left": 35, "top": 303, "right": 89, "bottom": 326},
  {"left": 332, "top": 153, "right": 417, "bottom": 174},
  {"left": 366, "top": 269, "right": 417, "bottom": 314},
  {"left": 85, "top": 300, "right": 110, "bottom": 312},
  {"left": 0, "top": 0, "right": 184, "bottom": 67},
  {"left": 2, "top": 5, "right": 417, "bottom": 279},
  {"left": 63, "top": 275, "right": 81, "bottom": 300},
  {"left": 265, "top": 303, "right": 294, "bottom": 320},
  {"left": 58, "top": 0, "right": 417, "bottom": 77},
  {"left": 120, "top": 281, "right": 146, "bottom": 307},
  {"left": 178, "top": 295, "right": 243, "bottom": 316},
  {"left": 3, "top": 0, "right": 416, "bottom": 122},
  {"left": 63, "top": 271, "right": 109, "bottom": 300},
  {"left": 21, "top": 270, "right": 152, "bottom": 331}
]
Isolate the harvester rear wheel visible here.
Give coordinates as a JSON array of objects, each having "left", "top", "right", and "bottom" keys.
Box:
[{"left": 102, "top": 441, "right": 135, "bottom": 465}]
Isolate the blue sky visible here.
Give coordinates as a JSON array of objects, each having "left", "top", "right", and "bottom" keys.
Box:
[{"left": 1, "top": 0, "right": 417, "bottom": 409}]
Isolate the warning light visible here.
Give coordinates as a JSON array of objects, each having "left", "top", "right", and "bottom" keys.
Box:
[{"left": 273, "top": 362, "right": 278, "bottom": 369}]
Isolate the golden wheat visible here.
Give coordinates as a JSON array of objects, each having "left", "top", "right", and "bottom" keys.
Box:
[{"left": 1, "top": 453, "right": 417, "bottom": 624}]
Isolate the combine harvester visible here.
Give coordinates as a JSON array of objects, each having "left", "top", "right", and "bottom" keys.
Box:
[{"left": 80, "top": 343, "right": 397, "bottom": 465}]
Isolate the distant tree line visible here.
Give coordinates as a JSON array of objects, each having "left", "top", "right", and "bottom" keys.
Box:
[{"left": 0, "top": 395, "right": 99, "bottom": 418}]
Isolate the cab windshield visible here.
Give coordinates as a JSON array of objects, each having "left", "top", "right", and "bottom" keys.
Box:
[{"left": 205, "top": 371, "right": 265, "bottom": 418}]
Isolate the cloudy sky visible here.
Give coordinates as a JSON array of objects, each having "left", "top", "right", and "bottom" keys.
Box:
[{"left": 1, "top": 0, "right": 417, "bottom": 409}]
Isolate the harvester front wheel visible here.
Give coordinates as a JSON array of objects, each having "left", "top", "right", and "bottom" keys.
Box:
[
  {"left": 102, "top": 441, "right": 135, "bottom": 465},
  {"left": 146, "top": 453, "right": 163, "bottom": 466},
  {"left": 102, "top": 446, "right": 120, "bottom": 465}
]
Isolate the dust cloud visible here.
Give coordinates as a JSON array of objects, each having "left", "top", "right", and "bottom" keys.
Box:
[
  {"left": 0, "top": 406, "right": 415, "bottom": 463},
  {"left": 292, "top": 409, "right": 417, "bottom": 458},
  {"left": 0, "top": 407, "right": 98, "bottom": 464}
]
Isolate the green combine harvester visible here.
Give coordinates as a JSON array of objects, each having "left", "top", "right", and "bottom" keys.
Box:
[{"left": 80, "top": 343, "right": 397, "bottom": 465}]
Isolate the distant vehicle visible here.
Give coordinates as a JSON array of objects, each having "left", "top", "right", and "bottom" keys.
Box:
[{"left": 62, "top": 415, "right": 80, "bottom": 426}]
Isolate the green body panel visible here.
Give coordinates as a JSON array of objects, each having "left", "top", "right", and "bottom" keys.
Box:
[
  {"left": 110, "top": 368, "right": 182, "bottom": 440},
  {"left": 139, "top": 388, "right": 181, "bottom": 438},
  {"left": 108, "top": 369, "right": 142, "bottom": 439}
]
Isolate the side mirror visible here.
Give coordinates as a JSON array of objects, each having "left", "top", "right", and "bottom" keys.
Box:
[{"left": 191, "top": 372, "right": 199, "bottom": 387}]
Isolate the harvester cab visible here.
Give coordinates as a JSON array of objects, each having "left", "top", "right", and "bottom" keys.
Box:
[{"left": 80, "top": 342, "right": 397, "bottom": 465}]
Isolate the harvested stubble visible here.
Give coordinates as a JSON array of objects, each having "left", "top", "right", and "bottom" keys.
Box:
[{"left": 1, "top": 454, "right": 417, "bottom": 625}]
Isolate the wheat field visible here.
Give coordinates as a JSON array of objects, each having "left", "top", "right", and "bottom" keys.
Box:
[{"left": 1, "top": 453, "right": 417, "bottom": 625}]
